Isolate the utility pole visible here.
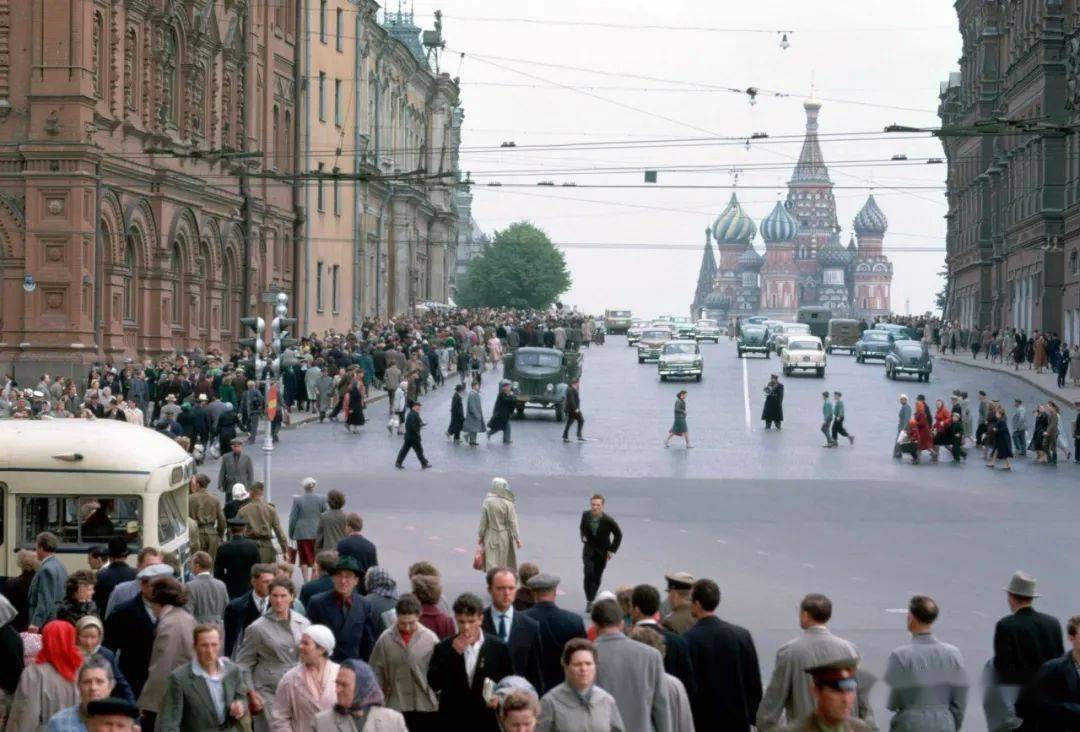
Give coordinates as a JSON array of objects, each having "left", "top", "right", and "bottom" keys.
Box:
[{"left": 266, "top": 293, "right": 298, "bottom": 504}]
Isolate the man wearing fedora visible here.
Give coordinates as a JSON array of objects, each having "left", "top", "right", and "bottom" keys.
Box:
[
  {"left": 217, "top": 438, "right": 254, "bottom": 494},
  {"left": 994, "top": 571, "right": 1063, "bottom": 690}
]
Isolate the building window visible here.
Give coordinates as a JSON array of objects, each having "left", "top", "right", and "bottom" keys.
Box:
[
  {"left": 334, "top": 79, "right": 343, "bottom": 126},
  {"left": 318, "top": 72, "right": 326, "bottom": 122},
  {"left": 332, "top": 167, "right": 341, "bottom": 215},
  {"left": 170, "top": 245, "right": 183, "bottom": 325},
  {"left": 122, "top": 237, "right": 136, "bottom": 321},
  {"left": 336, "top": 8, "right": 344, "bottom": 51},
  {"left": 221, "top": 258, "right": 232, "bottom": 329},
  {"left": 320, "top": 0, "right": 327, "bottom": 43},
  {"left": 272, "top": 105, "right": 280, "bottom": 168},
  {"left": 331, "top": 264, "right": 340, "bottom": 313},
  {"left": 316, "top": 262, "right": 324, "bottom": 312},
  {"left": 92, "top": 13, "right": 103, "bottom": 99},
  {"left": 124, "top": 28, "right": 138, "bottom": 111},
  {"left": 284, "top": 110, "right": 292, "bottom": 172},
  {"left": 1071, "top": 250, "right": 1079, "bottom": 275},
  {"left": 317, "top": 163, "right": 325, "bottom": 212}
]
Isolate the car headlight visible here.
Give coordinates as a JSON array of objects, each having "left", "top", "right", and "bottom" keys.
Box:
[
  {"left": 545, "top": 383, "right": 554, "bottom": 392},
  {"left": 512, "top": 381, "right": 520, "bottom": 390}
]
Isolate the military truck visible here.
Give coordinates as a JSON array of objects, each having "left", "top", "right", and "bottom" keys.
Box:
[{"left": 502, "top": 346, "right": 583, "bottom": 420}]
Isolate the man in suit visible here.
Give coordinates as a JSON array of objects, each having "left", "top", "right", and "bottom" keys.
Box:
[
  {"left": 299, "top": 550, "right": 338, "bottom": 609},
  {"left": 562, "top": 377, "right": 585, "bottom": 442},
  {"left": 428, "top": 592, "right": 514, "bottom": 732},
  {"left": 1017, "top": 613, "right": 1080, "bottom": 730},
  {"left": 993, "top": 572, "right": 1064, "bottom": 691},
  {"left": 214, "top": 517, "right": 261, "bottom": 600},
  {"left": 94, "top": 537, "right": 137, "bottom": 614},
  {"left": 395, "top": 401, "right": 431, "bottom": 469},
  {"left": 630, "top": 583, "right": 696, "bottom": 700},
  {"left": 103, "top": 563, "right": 174, "bottom": 699},
  {"left": 27, "top": 531, "right": 68, "bottom": 632},
  {"left": 185, "top": 551, "right": 229, "bottom": 625},
  {"left": 482, "top": 567, "right": 544, "bottom": 694},
  {"left": 579, "top": 493, "right": 622, "bottom": 611},
  {"left": 661, "top": 572, "right": 696, "bottom": 634},
  {"left": 683, "top": 578, "right": 763, "bottom": 732},
  {"left": 522, "top": 573, "right": 587, "bottom": 692},
  {"left": 159, "top": 624, "right": 248, "bottom": 731},
  {"left": 592, "top": 598, "right": 671, "bottom": 732},
  {"left": 306, "top": 555, "right": 380, "bottom": 662},
  {"left": 335, "top": 513, "right": 379, "bottom": 578},
  {"left": 757, "top": 593, "right": 870, "bottom": 731},
  {"left": 217, "top": 438, "right": 254, "bottom": 493},
  {"left": 223, "top": 563, "right": 275, "bottom": 657}
]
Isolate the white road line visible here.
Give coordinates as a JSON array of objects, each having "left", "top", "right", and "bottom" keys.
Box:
[
  {"left": 742, "top": 356, "right": 752, "bottom": 431},
  {"left": 716, "top": 539, "right": 728, "bottom": 544},
  {"left": 884, "top": 608, "right": 908, "bottom": 614}
]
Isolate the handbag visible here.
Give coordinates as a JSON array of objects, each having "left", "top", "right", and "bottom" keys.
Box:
[
  {"left": 389, "top": 415, "right": 399, "bottom": 429},
  {"left": 472, "top": 546, "right": 486, "bottom": 571}
]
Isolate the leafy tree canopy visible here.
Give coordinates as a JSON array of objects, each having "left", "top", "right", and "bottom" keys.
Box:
[{"left": 455, "top": 221, "right": 571, "bottom": 309}]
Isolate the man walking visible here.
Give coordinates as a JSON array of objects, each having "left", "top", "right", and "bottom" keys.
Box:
[
  {"left": 1017, "top": 614, "right": 1080, "bottom": 729},
  {"left": 1011, "top": 399, "right": 1027, "bottom": 457},
  {"left": 487, "top": 380, "right": 515, "bottom": 444},
  {"left": 883, "top": 595, "right": 967, "bottom": 732},
  {"left": 240, "top": 380, "right": 264, "bottom": 443},
  {"left": 189, "top": 473, "right": 227, "bottom": 558},
  {"left": 214, "top": 517, "right": 261, "bottom": 600},
  {"left": 993, "top": 572, "right": 1063, "bottom": 688},
  {"left": 482, "top": 568, "right": 544, "bottom": 693},
  {"left": 27, "top": 531, "right": 68, "bottom": 633},
  {"left": 976, "top": 390, "right": 990, "bottom": 449},
  {"left": 336, "top": 513, "right": 379, "bottom": 578},
  {"left": 591, "top": 598, "right": 671, "bottom": 732},
  {"left": 831, "top": 392, "right": 854, "bottom": 446},
  {"left": 217, "top": 438, "right": 254, "bottom": 494},
  {"left": 821, "top": 391, "right": 836, "bottom": 447},
  {"left": 395, "top": 401, "right": 431, "bottom": 469},
  {"left": 894, "top": 394, "right": 912, "bottom": 458},
  {"left": 661, "top": 572, "right": 696, "bottom": 634},
  {"left": 762, "top": 374, "right": 784, "bottom": 430},
  {"left": 562, "top": 377, "right": 585, "bottom": 443},
  {"left": 580, "top": 494, "right": 622, "bottom": 612},
  {"left": 463, "top": 381, "right": 484, "bottom": 446},
  {"left": 781, "top": 658, "right": 872, "bottom": 731},
  {"left": 236, "top": 482, "right": 287, "bottom": 564}
]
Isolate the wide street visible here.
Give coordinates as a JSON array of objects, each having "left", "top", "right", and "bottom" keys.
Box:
[{"left": 239, "top": 336, "right": 1077, "bottom": 727}]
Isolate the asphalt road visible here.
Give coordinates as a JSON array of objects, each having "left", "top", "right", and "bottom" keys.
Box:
[{"left": 224, "top": 336, "right": 1078, "bottom": 729}]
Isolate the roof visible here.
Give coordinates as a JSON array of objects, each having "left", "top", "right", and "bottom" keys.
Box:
[
  {"left": 791, "top": 99, "right": 831, "bottom": 183},
  {"left": 0, "top": 420, "right": 190, "bottom": 475},
  {"left": 712, "top": 194, "right": 756, "bottom": 244},
  {"left": 761, "top": 201, "right": 799, "bottom": 243},
  {"left": 853, "top": 194, "right": 888, "bottom": 235}
]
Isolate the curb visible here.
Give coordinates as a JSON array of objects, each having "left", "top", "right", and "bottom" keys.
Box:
[
  {"left": 285, "top": 390, "right": 389, "bottom": 429},
  {"left": 938, "top": 354, "right": 1080, "bottom": 406}
]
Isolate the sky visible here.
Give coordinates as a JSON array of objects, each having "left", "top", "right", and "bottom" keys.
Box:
[{"left": 411, "top": 0, "right": 960, "bottom": 317}]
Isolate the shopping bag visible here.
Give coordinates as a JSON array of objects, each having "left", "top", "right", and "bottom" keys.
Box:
[{"left": 472, "top": 546, "right": 486, "bottom": 571}]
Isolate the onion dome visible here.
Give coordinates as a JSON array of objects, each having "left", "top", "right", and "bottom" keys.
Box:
[
  {"left": 853, "top": 194, "right": 887, "bottom": 235},
  {"left": 817, "top": 233, "right": 851, "bottom": 268},
  {"left": 738, "top": 244, "right": 764, "bottom": 271},
  {"left": 712, "top": 193, "right": 757, "bottom": 244},
  {"left": 704, "top": 290, "right": 730, "bottom": 308},
  {"left": 760, "top": 200, "right": 799, "bottom": 243}
]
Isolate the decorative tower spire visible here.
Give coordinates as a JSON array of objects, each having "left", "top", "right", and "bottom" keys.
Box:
[
  {"left": 791, "top": 99, "right": 830, "bottom": 184},
  {"left": 692, "top": 227, "right": 718, "bottom": 316}
]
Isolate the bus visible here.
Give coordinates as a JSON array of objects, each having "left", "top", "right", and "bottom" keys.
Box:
[
  {"left": 604, "top": 309, "right": 633, "bottom": 334},
  {"left": 796, "top": 306, "right": 833, "bottom": 339},
  {"left": 0, "top": 420, "right": 193, "bottom": 576}
]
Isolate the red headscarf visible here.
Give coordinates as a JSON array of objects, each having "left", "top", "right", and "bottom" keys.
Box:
[{"left": 36, "top": 620, "right": 83, "bottom": 682}]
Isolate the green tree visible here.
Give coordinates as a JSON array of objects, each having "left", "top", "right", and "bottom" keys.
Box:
[{"left": 455, "top": 221, "right": 571, "bottom": 309}]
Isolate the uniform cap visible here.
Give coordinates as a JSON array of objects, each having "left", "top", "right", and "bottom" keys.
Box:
[
  {"left": 526, "top": 573, "right": 560, "bottom": 591},
  {"left": 86, "top": 697, "right": 140, "bottom": 719},
  {"left": 664, "top": 572, "right": 695, "bottom": 591},
  {"left": 804, "top": 656, "right": 860, "bottom": 690},
  {"left": 227, "top": 516, "right": 248, "bottom": 527}
]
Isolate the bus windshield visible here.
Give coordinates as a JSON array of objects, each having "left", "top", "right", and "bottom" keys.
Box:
[{"left": 157, "top": 486, "right": 187, "bottom": 545}]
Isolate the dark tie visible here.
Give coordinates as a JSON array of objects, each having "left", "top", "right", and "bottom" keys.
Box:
[{"left": 498, "top": 614, "right": 507, "bottom": 641}]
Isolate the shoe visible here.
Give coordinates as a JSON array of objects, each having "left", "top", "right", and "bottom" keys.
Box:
[
  {"left": 563, "top": 437, "right": 570, "bottom": 443},
  {"left": 577, "top": 436, "right": 587, "bottom": 442},
  {"left": 422, "top": 463, "right": 432, "bottom": 469},
  {"left": 849, "top": 435, "right": 855, "bottom": 445},
  {"left": 394, "top": 464, "right": 404, "bottom": 470}
]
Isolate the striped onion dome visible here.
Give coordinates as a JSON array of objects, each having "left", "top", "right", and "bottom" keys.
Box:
[
  {"left": 738, "top": 244, "right": 764, "bottom": 271},
  {"left": 712, "top": 194, "right": 757, "bottom": 244},
  {"left": 817, "top": 232, "right": 851, "bottom": 268},
  {"left": 760, "top": 200, "right": 799, "bottom": 243},
  {"left": 853, "top": 194, "right": 888, "bottom": 235}
]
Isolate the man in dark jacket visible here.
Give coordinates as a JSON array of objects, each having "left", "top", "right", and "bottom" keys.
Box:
[
  {"left": 447, "top": 384, "right": 465, "bottom": 442},
  {"left": 522, "top": 574, "right": 587, "bottom": 692},
  {"left": 214, "top": 518, "right": 261, "bottom": 600},
  {"left": 395, "top": 401, "right": 430, "bottom": 469},
  {"left": 993, "top": 572, "right": 1064, "bottom": 689},
  {"left": 482, "top": 568, "right": 545, "bottom": 694},
  {"left": 683, "top": 578, "right": 762, "bottom": 732},
  {"left": 94, "top": 537, "right": 136, "bottom": 614},
  {"left": 335, "top": 513, "right": 379, "bottom": 579},
  {"left": 1017, "top": 614, "right": 1080, "bottom": 731},
  {"left": 579, "top": 494, "right": 622, "bottom": 610},
  {"left": 306, "top": 556, "right": 379, "bottom": 662},
  {"left": 487, "top": 381, "right": 516, "bottom": 444},
  {"left": 223, "top": 563, "right": 275, "bottom": 656},
  {"left": 562, "top": 377, "right": 584, "bottom": 443},
  {"left": 103, "top": 574, "right": 160, "bottom": 699},
  {"left": 428, "top": 593, "right": 514, "bottom": 732},
  {"left": 630, "top": 584, "right": 696, "bottom": 699}
]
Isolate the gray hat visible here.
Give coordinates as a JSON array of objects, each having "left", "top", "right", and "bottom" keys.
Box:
[
  {"left": 664, "top": 571, "right": 695, "bottom": 591},
  {"left": 1004, "top": 571, "right": 1040, "bottom": 598},
  {"left": 230, "top": 437, "right": 246, "bottom": 446},
  {"left": 137, "top": 563, "right": 173, "bottom": 580},
  {"left": 526, "top": 573, "right": 560, "bottom": 591}
]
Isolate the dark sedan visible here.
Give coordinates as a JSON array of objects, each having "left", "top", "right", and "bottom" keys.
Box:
[
  {"left": 854, "top": 330, "right": 893, "bottom": 362},
  {"left": 884, "top": 340, "right": 933, "bottom": 382}
]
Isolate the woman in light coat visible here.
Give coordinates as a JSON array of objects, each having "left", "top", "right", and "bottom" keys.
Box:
[
  {"left": 315, "top": 659, "right": 407, "bottom": 731},
  {"left": 235, "top": 577, "right": 310, "bottom": 732},
  {"left": 6, "top": 620, "right": 80, "bottom": 731},
  {"left": 270, "top": 625, "right": 339, "bottom": 732},
  {"left": 368, "top": 594, "right": 439, "bottom": 725},
  {"left": 478, "top": 477, "right": 522, "bottom": 572},
  {"left": 538, "top": 638, "right": 624, "bottom": 732}
]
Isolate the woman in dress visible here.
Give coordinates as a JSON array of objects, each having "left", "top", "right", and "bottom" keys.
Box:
[
  {"left": 664, "top": 391, "right": 691, "bottom": 449},
  {"left": 537, "top": 638, "right": 624, "bottom": 732},
  {"left": 6, "top": 620, "right": 81, "bottom": 730},
  {"left": 342, "top": 373, "right": 366, "bottom": 435},
  {"left": 988, "top": 404, "right": 1014, "bottom": 471},
  {"left": 488, "top": 335, "right": 503, "bottom": 370},
  {"left": 930, "top": 400, "right": 952, "bottom": 461},
  {"left": 235, "top": 578, "right": 311, "bottom": 732},
  {"left": 270, "top": 625, "right": 339, "bottom": 732},
  {"left": 314, "top": 659, "right": 408, "bottom": 731},
  {"left": 478, "top": 477, "right": 522, "bottom": 572}
]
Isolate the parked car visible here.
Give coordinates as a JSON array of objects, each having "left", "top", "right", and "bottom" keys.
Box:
[
  {"left": 884, "top": 340, "right": 933, "bottom": 382},
  {"left": 769, "top": 323, "right": 811, "bottom": 353},
  {"left": 637, "top": 328, "right": 674, "bottom": 363},
  {"left": 781, "top": 336, "right": 827, "bottom": 377},
  {"left": 825, "top": 318, "right": 860, "bottom": 354},
  {"left": 694, "top": 319, "right": 721, "bottom": 342},
  {"left": 658, "top": 340, "right": 703, "bottom": 381},
  {"left": 737, "top": 324, "right": 770, "bottom": 358},
  {"left": 854, "top": 330, "right": 894, "bottom": 362}
]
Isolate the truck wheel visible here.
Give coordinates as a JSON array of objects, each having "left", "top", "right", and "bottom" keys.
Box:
[
  {"left": 660, "top": 375, "right": 666, "bottom": 382},
  {"left": 765, "top": 351, "right": 770, "bottom": 359},
  {"left": 515, "top": 403, "right": 525, "bottom": 418},
  {"left": 826, "top": 347, "right": 832, "bottom": 354},
  {"left": 783, "top": 366, "right": 791, "bottom": 376},
  {"left": 923, "top": 373, "right": 931, "bottom": 383}
]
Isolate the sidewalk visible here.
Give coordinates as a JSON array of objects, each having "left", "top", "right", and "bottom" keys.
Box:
[
  {"left": 284, "top": 390, "right": 388, "bottom": 429},
  {"left": 938, "top": 352, "right": 1080, "bottom": 405}
]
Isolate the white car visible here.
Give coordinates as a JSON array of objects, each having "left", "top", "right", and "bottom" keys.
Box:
[
  {"left": 627, "top": 319, "right": 650, "bottom": 346},
  {"left": 658, "top": 340, "right": 704, "bottom": 381},
  {"left": 781, "top": 336, "right": 826, "bottom": 377},
  {"left": 637, "top": 328, "right": 674, "bottom": 363},
  {"left": 770, "top": 323, "right": 811, "bottom": 353},
  {"left": 695, "top": 319, "right": 721, "bottom": 342}
]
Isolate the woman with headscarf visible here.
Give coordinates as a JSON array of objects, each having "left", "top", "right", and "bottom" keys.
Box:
[
  {"left": 235, "top": 577, "right": 310, "bottom": 732},
  {"left": 75, "top": 615, "right": 135, "bottom": 704},
  {"left": 477, "top": 478, "right": 521, "bottom": 572},
  {"left": 314, "top": 659, "right": 407, "bottom": 731},
  {"left": 363, "top": 568, "right": 398, "bottom": 631},
  {"left": 6, "top": 620, "right": 81, "bottom": 730},
  {"left": 270, "top": 625, "right": 340, "bottom": 732}
]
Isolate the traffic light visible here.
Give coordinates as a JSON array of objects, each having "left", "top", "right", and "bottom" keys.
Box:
[{"left": 238, "top": 316, "right": 266, "bottom": 378}]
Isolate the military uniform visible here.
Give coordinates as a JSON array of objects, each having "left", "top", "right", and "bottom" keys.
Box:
[
  {"left": 780, "top": 715, "right": 873, "bottom": 732},
  {"left": 237, "top": 498, "right": 287, "bottom": 563},
  {"left": 779, "top": 656, "right": 872, "bottom": 732},
  {"left": 661, "top": 572, "right": 696, "bottom": 634},
  {"left": 188, "top": 489, "right": 227, "bottom": 558}
]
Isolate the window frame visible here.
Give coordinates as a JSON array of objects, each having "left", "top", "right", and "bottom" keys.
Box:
[
  {"left": 18, "top": 493, "right": 144, "bottom": 550},
  {"left": 318, "top": 71, "right": 327, "bottom": 122},
  {"left": 336, "top": 8, "right": 344, "bottom": 51},
  {"left": 317, "top": 162, "right": 325, "bottom": 212},
  {"left": 316, "top": 261, "right": 324, "bottom": 313},
  {"left": 320, "top": 0, "right": 328, "bottom": 43}
]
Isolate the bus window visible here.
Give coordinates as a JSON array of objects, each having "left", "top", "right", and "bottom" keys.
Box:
[
  {"left": 20, "top": 495, "right": 142, "bottom": 548},
  {"left": 157, "top": 486, "right": 187, "bottom": 545}
]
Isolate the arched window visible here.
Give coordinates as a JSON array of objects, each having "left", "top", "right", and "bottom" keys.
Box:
[
  {"left": 198, "top": 243, "right": 211, "bottom": 331},
  {"left": 284, "top": 110, "right": 292, "bottom": 172},
  {"left": 162, "top": 27, "right": 180, "bottom": 125},
  {"left": 123, "top": 236, "right": 137, "bottom": 321},
  {"left": 170, "top": 244, "right": 183, "bottom": 325}
]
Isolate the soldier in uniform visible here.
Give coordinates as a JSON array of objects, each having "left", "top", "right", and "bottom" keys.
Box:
[
  {"left": 661, "top": 572, "right": 696, "bottom": 634},
  {"left": 236, "top": 482, "right": 288, "bottom": 564},
  {"left": 781, "top": 657, "right": 872, "bottom": 732},
  {"left": 188, "top": 473, "right": 227, "bottom": 559}
]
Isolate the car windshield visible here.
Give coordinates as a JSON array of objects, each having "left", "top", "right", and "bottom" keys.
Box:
[
  {"left": 696, "top": 320, "right": 717, "bottom": 327},
  {"left": 899, "top": 347, "right": 924, "bottom": 357},
  {"left": 516, "top": 351, "right": 562, "bottom": 368},
  {"left": 743, "top": 326, "right": 765, "bottom": 334},
  {"left": 789, "top": 340, "right": 822, "bottom": 351},
  {"left": 663, "top": 343, "right": 698, "bottom": 355},
  {"left": 784, "top": 325, "right": 810, "bottom": 333},
  {"left": 643, "top": 331, "right": 670, "bottom": 340},
  {"left": 863, "top": 332, "right": 890, "bottom": 342}
]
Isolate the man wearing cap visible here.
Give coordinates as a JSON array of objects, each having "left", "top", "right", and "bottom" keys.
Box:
[
  {"left": 214, "top": 517, "right": 261, "bottom": 600},
  {"left": 237, "top": 482, "right": 288, "bottom": 564},
  {"left": 217, "top": 438, "right": 254, "bottom": 494},
  {"left": 189, "top": 474, "right": 227, "bottom": 558},
  {"left": 661, "top": 572, "right": 696, "bottom": 635},
  {"left": 159, "top": 623, "right": 248, "bottom": 731},
  {"left": 83, "top": 698, "right": 140, "bottom": 732},
  {"left": 104, "top": 547, "right": 165, "bottom": 618},
  {"left": 993, "top": 572, "right": 1063, "bottom": 689},
  {"left": 93, "top": 538, "right": 136, "bottom": 614},
  {"left": 395, "top": 400, "right": 431, "bottom": 469},
  {"left": 522, "top": 573, "right": 587, "bottom": 692},
  {"left": 103, "top": 562, "right": 173, "bottom": 699},
  {"left": 306, "top": 556, "right": 380, "bottom": 662},
  {"left": 780, "top": 658, "right": 871, "bottom": 731}
]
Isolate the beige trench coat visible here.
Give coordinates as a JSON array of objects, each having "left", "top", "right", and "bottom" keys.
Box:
[
  {"left": 478, "top": 486, "right": 520, "bottom": 571},
  {"left": 368, "top": 624, "right": 439, "bottom": 713},
  {"left": 269, "top": 660, "right": 339, "bottom": 732},
  {"left": 234, "top": 611, "right": 310, "bottom": 732},
  {"left": 139, "top": 604, "right": 197, "bottom": 714},
  {"left": 6, "top": 662, "right": 79, "bottom": 731}
]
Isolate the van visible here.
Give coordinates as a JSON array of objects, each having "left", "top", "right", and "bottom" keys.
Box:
[
  {"left": 825, "top": 319, "right": 860, "bottom": 354},
  {"left": 796, "top": 307, "right": 833, "bottom": 339},
  {"left": 0, "top": 420, "right": 193, "bottom": 576}
]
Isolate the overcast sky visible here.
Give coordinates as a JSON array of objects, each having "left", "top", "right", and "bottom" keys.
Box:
[{"left": 412, "top": 0, "right": 960, "bottom": 317}]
